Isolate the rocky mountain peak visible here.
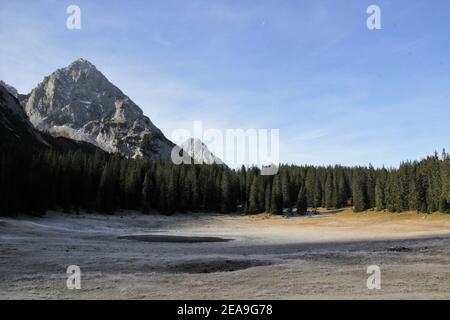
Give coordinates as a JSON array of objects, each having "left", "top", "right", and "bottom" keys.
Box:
[
  {"left": 70, "top": 57, "right": 94, "bottom": 68},
  {"left": 61, "top": 58, "right": 99, "bottom": 82},
  {"left": 180, "top": 137, "right": 224, "bottom": 165},
  {"left": 24, "top": 59, "right": 174, "bottom": 159}
]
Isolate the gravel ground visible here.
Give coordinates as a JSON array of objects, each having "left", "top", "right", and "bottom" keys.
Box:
[{"left": 1, "top": 210, "right": 450, "bottom": 299}]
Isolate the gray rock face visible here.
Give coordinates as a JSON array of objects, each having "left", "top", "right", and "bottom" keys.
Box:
[
  {"left": 0, "top": 80, "right": 18, "bottom": 98},
  {"left": 24, "top": 58, "right": 174, "bottom": 159},
  {"left": 0, "top": 80, "right": 29, "bottom": 109},
  {"left": 0, "top": 83, "right": 49, "bottom": 147},
  {"left": 180, "top": 138, "right": 224, "bottom": 165},
  {"left": 1, "top": 82, "right": 28, "bottom": 120}
]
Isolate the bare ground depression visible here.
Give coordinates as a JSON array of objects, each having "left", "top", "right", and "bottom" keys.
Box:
[{"left": 1, "top": 209, "right": 450, "bottom": 299}]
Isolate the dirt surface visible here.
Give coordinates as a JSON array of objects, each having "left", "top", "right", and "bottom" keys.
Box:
[
  {"left": 1, "top": 209, "right": 450, "bottom": 299},
  {"left": 118, "top": 234, "right": 233, "bottom": 243}
]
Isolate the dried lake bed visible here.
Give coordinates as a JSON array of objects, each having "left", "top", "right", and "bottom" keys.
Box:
[{"left": 1, "top": 209, "right": 450, "bottom": 299}]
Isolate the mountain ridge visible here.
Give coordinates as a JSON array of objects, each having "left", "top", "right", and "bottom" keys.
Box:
[
  {"left": 24, "top": 58, "right": 174, "bottom": 160},
  {"left": 0, "top": 82, "right": 107, "bottom": 153},
  {"left": 6, "top": 58, "right": 222, "bottom": 165},
  {"left": 180, "top": 138, "right": 224, "bottom": 165}
]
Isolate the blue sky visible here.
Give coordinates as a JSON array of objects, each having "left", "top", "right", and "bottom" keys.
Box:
[{"left": 1, "top": 0, "right": 449, "bottom": 167}]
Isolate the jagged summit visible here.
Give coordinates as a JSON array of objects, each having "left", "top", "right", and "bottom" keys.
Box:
[
  {"left": 24, "top": 59, "right": 174, "bottom": 159},
  {"left": 71, "top": 57, "right": 94, "bottom": 65},
  {"left": 15, "top": 58, "right": 217, "bottom": 163},
  {"left": 180, "top": 137, "right": 224, "bottom": 165},
  {"left": 65, "top": 58, "right": 97, "bottom": 74}
]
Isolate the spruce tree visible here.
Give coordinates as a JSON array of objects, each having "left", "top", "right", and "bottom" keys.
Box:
[
  {"left": 297, "top": 184, "right": 307, "bottom": 214},
  {"left": 352, "top": 169, "right": 367, "bottom": 212},
  {"left": 270, "top": 175, "right": 283, "bottom": 214},
  {"left": 141, "top": 171, "right": 152, "bottom": 213},
  {"left": 264, "top": 183, "right": 271, "bottom": 213},
  {"left": 324, "top": 172, "right": 333, "bottom": 209},
  {"left": 248, "top": 176, "right": 260, "bottom": 214},
  {"left": 375, "top": 169, "right": 387, "bottom": 211},
  {"left": 220, "top": 171, "right": 232, "bottom": 213}
]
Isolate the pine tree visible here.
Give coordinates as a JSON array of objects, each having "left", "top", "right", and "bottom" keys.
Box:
[
  {"left": 264, "top": 183, "right": 271, "bottom": 213},
  {"left": 220, "top": 171, "right": 232, "bottom": 213},
  {"left": 281, "top": 170, "right": 292, "bottom": 211},
  {"left": 313, "top": 175, "right": 322, "bottom": 208},
  {"left": 270, "top": 175, "right": 283, "bottom": 214},
  {"left": 352, "top": 169, "right": 367, "bottom": 212},
  {"left": 324, "top": 172, "right": 333, "bottom": 209},
  {"left": 334, "top": 168, "right": 347, "bottom": 208},
  {"left": 166, "top": 168, "right": 177, "bottom": 214},
  {"left": 366, "top": 165, "right": 376, "bottom": 209},
  {"left": 124, "top": 164, "right": 140, "bottom": 209},
  {"left": 439, "top": 150, "right": 450, "bottom": 212},
  {"left": 141, "top": 171, "right": 152, "bottom": 213},
  {"left": 97, "top": 163, "right": 116, "bottom": 214},
  {"left": 305, "top": 169, "right": 316, "bottom": 208},
  {"left": 248, "top": 176, "right": 260, "bottom": 214},
  {"left": 375, "top": 169, "right": 387, "bottom": 211},
  {"left": 386, "top": 171, "right": 402, "bottom": 212},
  {"left": 297, "top": 184, "right": 307, "bottom": 214}
]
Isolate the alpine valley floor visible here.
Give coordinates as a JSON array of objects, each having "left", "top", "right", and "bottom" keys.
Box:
[{"left": 2, "top": 209, "right": 450, "bottom": 299}]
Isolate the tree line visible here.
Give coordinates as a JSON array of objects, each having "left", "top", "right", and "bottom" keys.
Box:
[{"left": 0, "top": 146, "right": 449, "bottom": 216}]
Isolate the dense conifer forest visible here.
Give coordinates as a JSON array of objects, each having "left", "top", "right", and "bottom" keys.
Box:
[{"left": 0, "top": 146, "right": 449, "bottom": 216}]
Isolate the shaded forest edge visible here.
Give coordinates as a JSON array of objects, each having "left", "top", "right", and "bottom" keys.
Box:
[{"left": 1, "top": 145, "right": 449, "bottom": 216}]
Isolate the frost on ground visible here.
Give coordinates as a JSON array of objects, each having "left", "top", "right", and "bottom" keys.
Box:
[{"left": 1, "top": 209, "right": 450, "bottom": 299}]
